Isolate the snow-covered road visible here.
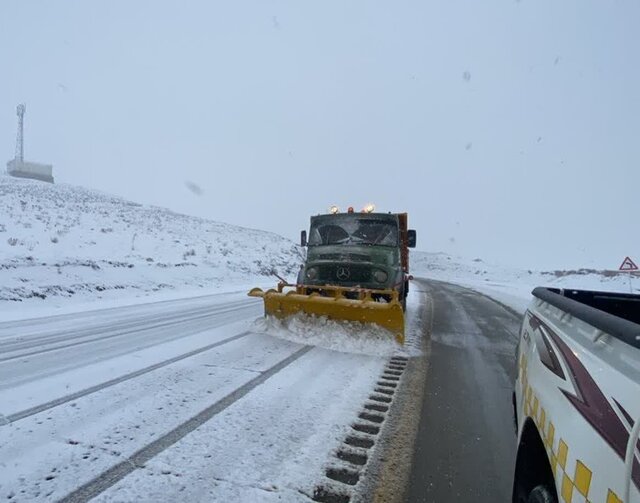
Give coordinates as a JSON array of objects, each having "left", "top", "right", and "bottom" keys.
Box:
[
  {"left": 0, "top": 290, "right": 418, "bottom": 502},
  {"left": 0, "top": 292, "right": 260, "bottom": 394}
]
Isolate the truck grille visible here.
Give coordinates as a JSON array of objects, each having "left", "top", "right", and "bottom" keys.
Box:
[
  {"left": 317, "top": 253, "right": 370, "bottom": 262},
  {"left": 317, "top": 264, "right": 371, "bottom": 283}
]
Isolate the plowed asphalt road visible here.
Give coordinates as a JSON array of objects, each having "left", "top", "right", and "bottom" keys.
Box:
[{"left": 403, "top": 279, "right": 521, "bottom": 503}]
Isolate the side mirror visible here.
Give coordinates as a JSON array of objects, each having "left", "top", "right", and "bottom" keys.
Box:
[
  {"left": 407, "top": 230, "right": 417, "bottom": 248},
  {"left": 300, "top": 230, "right": 307, "bottom": 247}
]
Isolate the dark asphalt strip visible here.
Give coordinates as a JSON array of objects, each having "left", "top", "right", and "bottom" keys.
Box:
[
  {"left": 406, "top": 280, "right": 521, "bottom": 503},
  {"left": 447, "top": 281, "right": 525, "bottom": 322},
  {"left": 5, "top": 331, "right": 252, "bottom": 424},
  {"left": 57, "top": 345, "right": 313, "bottom": 503}
]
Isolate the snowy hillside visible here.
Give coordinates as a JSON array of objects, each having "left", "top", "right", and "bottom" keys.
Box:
[
  {"left": 411, "top": 250, "right": 638, "bottom": 312},
  {"left": 2, "top": 174, "right": 635, "bottom": 318},
  {"left": 0, "top": 176, "right": 302, "bottom": 311}
]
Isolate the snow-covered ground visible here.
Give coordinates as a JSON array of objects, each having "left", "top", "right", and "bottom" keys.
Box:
[
  {"left": 411, "top": 251, "right": 639, "bottom": 313},
  {"left": 0, "top": 283, "right": 424, "bottom": 502},
  {"left": 0, "top": 176, "right": 302, "bottom": 318}
]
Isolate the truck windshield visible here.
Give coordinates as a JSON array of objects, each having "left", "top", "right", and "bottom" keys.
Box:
[{"left": 308, "top": 217, "right": 398, "bottom": 246}]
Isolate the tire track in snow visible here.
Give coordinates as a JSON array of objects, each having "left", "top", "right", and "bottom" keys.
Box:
[
  {"left": 57, "top": 345, "right": 313, "bottom": 503},
  {"left": 0, "top": 290, "right": 250, "bottom": 333},
  {"left": 0, "top": 302, "right": 255, "bottom": 363},
  {"left": 4, "top": 330, "right": 252, "bottom": 424},
  {"left": 0, "top": 298, "right": 254, "bottom": 348}
]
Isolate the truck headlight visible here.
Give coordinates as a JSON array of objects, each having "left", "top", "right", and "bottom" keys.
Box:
[
  {"left": 373, "top": 270, "right": 388, "bottom": 283},
  {"left": 306, "top": 267, "right": 318, "bottom": 280}
]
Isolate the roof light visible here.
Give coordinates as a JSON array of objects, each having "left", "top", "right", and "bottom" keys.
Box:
[
  {"left": 363, "top": 203, "right": 376, "bottom": 213},
  {"left": 329, "top": 205, "right": 340, "bottom": 214},
  {"left": 347, "top": 206, "right": 354, "bottom": 213}
]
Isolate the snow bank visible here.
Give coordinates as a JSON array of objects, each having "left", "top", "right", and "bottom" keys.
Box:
[
  {"left": 253, "top": 315, "right": 401, "bottom": 356},
  {"left": 411, "top": 250, "right": 638, "bottom": 313}
]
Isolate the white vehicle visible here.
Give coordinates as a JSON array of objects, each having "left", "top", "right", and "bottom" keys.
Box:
[{"left": 513, "top": 287, "right": 640, "bottom": 503}]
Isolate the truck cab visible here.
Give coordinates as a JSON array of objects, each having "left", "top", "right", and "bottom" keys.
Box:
[{"left": 298, "top": 211, "right": 416, "bottom": 306}]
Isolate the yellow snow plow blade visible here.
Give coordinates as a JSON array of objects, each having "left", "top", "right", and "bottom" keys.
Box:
[{"left": 248, "top": 283, "right": 405, "bottom": 344}]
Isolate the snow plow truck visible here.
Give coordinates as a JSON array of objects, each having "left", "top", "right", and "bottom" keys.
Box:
[{"left": 249, "top": 206, "right": 417, "bottom": 344}]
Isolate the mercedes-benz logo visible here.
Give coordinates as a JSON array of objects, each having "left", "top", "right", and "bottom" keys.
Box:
[{"left": 336, "top": 267, "right": 350, "bottom": 280}]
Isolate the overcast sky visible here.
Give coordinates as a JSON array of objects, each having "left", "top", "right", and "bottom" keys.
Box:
[{"left": 1, "top": 0, "right": 638, "bottom": 269}]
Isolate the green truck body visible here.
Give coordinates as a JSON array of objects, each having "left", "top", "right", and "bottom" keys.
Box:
[{"left": 297, "top": 212, "right": 416, "bottom": 305}]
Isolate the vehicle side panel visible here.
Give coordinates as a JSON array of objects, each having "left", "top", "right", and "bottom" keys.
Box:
[{"left": 515, "top": 302, "right": 640, "bottom": 503}]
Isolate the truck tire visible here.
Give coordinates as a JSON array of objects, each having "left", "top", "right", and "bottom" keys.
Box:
[
  {"left": 513, "top": 420, "right": 558, "bottom": 503},
  {"left": 527, "top": 485, "right": 556, "bottom": 503},
  {"left": 400, "top": 280, "right": 408, "bottom": 310},
  {"left": 398, "top": 284, "right": 407, "bottom": 311}
]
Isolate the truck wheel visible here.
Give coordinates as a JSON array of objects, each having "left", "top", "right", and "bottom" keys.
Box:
[
  {"left": 527, "top": 485, "right": 556, "bottom": 503},
  {"left": 513, "top": 420, "right": 558, "bottom": 503},
  {"left": 402, "top": 280, "right": 410, "bottom": 310}
]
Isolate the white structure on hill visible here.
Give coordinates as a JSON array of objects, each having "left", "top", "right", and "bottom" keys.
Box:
[{"left": 6, "top": 104, "right": 54, "bottom": 183}]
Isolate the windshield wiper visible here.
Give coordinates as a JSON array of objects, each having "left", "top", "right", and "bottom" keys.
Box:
[{"left": 332, "top": 236, "right": 365, "bottom": 245}]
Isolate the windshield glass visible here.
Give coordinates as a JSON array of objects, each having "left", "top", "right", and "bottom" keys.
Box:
[{"left": 308, "top": 217, "right": 398, "bottom": 246}]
